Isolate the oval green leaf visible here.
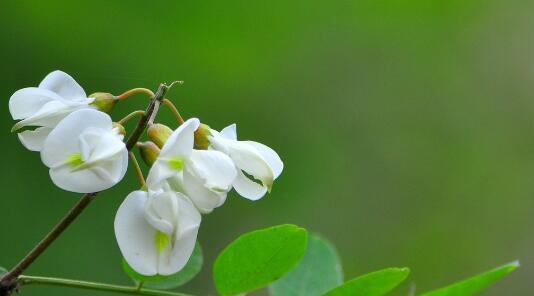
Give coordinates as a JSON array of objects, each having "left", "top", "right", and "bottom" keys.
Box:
[
  {"left": 420, "top": 261, "right": 519, "bottom": 296},
  {"left": 213, "top": 224, "right": 308, "bottom": 296},
  {"left": 269, "top": 234, "right": 343, "bottom": 296},
  {"left": 122, "top": 243, "right": 203, "bottom": 290},
  {"left": 324, "top": 267, "right": 410, "bottom": 296}
]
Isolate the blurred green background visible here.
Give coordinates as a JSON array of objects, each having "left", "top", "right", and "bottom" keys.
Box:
[{"left": 1, "top": 1, "right": 534, "bottom": 295}]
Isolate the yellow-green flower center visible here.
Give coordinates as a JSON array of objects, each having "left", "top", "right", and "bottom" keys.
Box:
[
  {"left": 155, "top": 231, "right": 170, "bottom": 253},
  {"left": 168, "top": 157, "right": 185, "bottom": 170},
  {"left": 67, "top": 153, "right": 84, "bottom": 168}
]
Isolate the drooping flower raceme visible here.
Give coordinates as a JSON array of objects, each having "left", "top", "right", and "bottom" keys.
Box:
[
  {"left": 9, "top": 70, "right": 95, "bottom": 151},
  {"left": 209, "top": 124, "right": 283, "bottom": 200},
  {"left": 115, "top": 189, "right": 201, "bottom": 275},
  {"left": 147, "top": 118, "right": 237, "bottom": 214},
  {"left": 41, "top": 109, "right": 128, "bottom": 193}
]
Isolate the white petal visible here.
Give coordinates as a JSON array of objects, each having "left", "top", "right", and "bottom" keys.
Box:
[
  {"left": 208, "top": 133, "right": 230, "bottom": 154},
  {"left": 233, "top": 169, "right": 268, "bottom": 200},
  {"left": 188, "top": 150, "right": 237, "bottom": 190},
  {"left": 80, "top": 128, "right": 126, "bottom": 165},
  {"left": 144, "top": 190, "right": 179, "bottom": 235},
  {"left": 79, "top": 129, "right": 103, "bottom": 161},
  {"left": 9, "top": 87, "right": 62, "bottom": 120},
  {"left": 219, "top": 123, "right": 237, "bottom": 140},
  {"left": 41, "top": 109, "right": 112, "bottom": 168},
  {"left": 15, "top": 100, "right": 77, "bottom": 130},
  {"left": 17, "top": 127, "right": 52, "bottom": 152},
  {"left": 89, "top": 148, "right": 129, "bottom": 184},
  {"left": 245, "top": 141, "right": 283, "bottom": 179},
  {"left": 114, "top": 191, "right": 159, "bottom": 276},
  {"left": 165, "top": 175, "right": 185, "bottom": 192},
  {"left": 39, "top": 70, "right": 87, "bottom": 100},
  {"left": 226, "top": 141, "right": 274, "bottom": 189},
  {"left": 181, "top": 168, "right": 227, "bottom": 214},
  {"left": 146, "top": 160, "right": 179, "bottom": 189},
  {"left": 119, "top": 147, "right": 129, "bottom": 181},
  {"left": 159, "top": 118, "right": 199, "bottom": 159},
  {"left": 48, "top": 150, "right": 127, "bottom": 193},
  {"left": 158, "top": 193, "right": 201, "bottom": 275}
]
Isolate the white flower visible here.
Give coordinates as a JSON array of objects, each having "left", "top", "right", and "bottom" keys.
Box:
[
  {"left": 9, "top": 70, "right": 94, "bottom": 151},
  {"left": 147, "top": 118, "right": 237, "bottom": 214},
  {"left": 40, "top": 109, "right": 128, "bottom": 193},
  {"left": 114, "top": 189, "right": 201, "bottom": 276},
  {"left": 209, "top": 124, "right": 283, "bottom": 201}
]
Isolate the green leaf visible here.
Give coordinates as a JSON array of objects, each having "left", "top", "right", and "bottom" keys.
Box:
[
  {"left": 122, "top": 243, "right": 203, "bottom": 290},
  {"left": 324, "top": 267, "right": 410, "bottom": 296},
  {"left": 269, "top": 234, "right": 343, "bottom": 296},
  {"left": 419, "top": 261, "right": 519, "bottom": 296},
  {"left": 0, "top": 266, "right": 7, "bottom": 277},
  {"left": 213, "top": 224, "right": 308, "bottom": 296}
]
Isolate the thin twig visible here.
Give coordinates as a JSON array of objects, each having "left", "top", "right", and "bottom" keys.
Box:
[
  {"left": 18, "top": 275, "right": 193, "bottom": 296},
  {"left": 0, "top": 83, "right": 171, "bottom": 295}
]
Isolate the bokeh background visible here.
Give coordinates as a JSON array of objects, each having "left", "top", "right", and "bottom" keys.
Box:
[{"left": 1, "top": 1, "right": 534, "bottom": 295}]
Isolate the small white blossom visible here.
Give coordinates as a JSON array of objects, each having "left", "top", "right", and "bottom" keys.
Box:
[
  {"left": 209, "top": 124, "right": 283, "bottom": 200},
  {"left": 147, "top": 118, "right": 237, "bottom": 214},
  {"left": 40, "top": 109, "right": 128, "bottom": 193},
  {"left": 9, "top": 70, "right": 94, "bottom": 151},
  {"left": 114, "top": 189, "right": 201, "bottom": 276}
]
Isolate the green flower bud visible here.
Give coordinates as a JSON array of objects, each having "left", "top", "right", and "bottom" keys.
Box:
[
  {"left": 194, "top": 123, "right": 211, "bottom": 150},
  {"left": 89, "top": 92, "right": 118, "bottom": 114},
  {"left": 137, "top": 141, "right": 161, "bottom": 166},
  {"left": 148, "top": 123, "right": 173, "bottom": 148},
  {"left": 112, "top": 122, "right": 126, "bottom": 136}
]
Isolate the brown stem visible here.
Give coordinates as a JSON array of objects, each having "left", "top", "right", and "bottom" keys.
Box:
[
  {"left": 127, "top": 84, "right": 169, "bottom": 150},
  {"left": 0, "top": 83, "right": 171, "bottom": 295},
  {"left": 0, "top": 193, "right": 96, "bottom": 295}
]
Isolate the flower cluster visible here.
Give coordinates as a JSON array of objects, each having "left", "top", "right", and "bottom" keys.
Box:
[
  {"left": 9, "top": 71, "right": 127, "bottom": 192},
  {"left": 116, "top": 117, "right": 283, "bottom": 275},
  {"left": 9, "top": 71, "right": 283, "bottom": 277}
]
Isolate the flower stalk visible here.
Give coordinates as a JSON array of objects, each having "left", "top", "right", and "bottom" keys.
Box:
[
  {"left": 129, "top": 152, "right": 146, "bottom": 187},
  {"left": 117, "top": 88, "right": 155, "bottom": 101},
  {"left": 162, "top": 99, "right": 185, "bottom": 124},
  {"left": 119, "top": 110, "right": 147, "bottom": 126}
]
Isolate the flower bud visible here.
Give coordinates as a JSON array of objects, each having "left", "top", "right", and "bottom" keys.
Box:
[
  {"left": 89, "top": 92, "right": 118, "bottom": 114},
  {"left": 137, "top": 141, "right": 161, "bottom": 166},
  {"left": 194, "top": 123, "right": 211, "bottom": 150},
  {"left": 112, "top": 122, "right": 126, "bottom": 136},
  {"left": 148, "top": 123, "right": 173, "bottom": 148}
]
